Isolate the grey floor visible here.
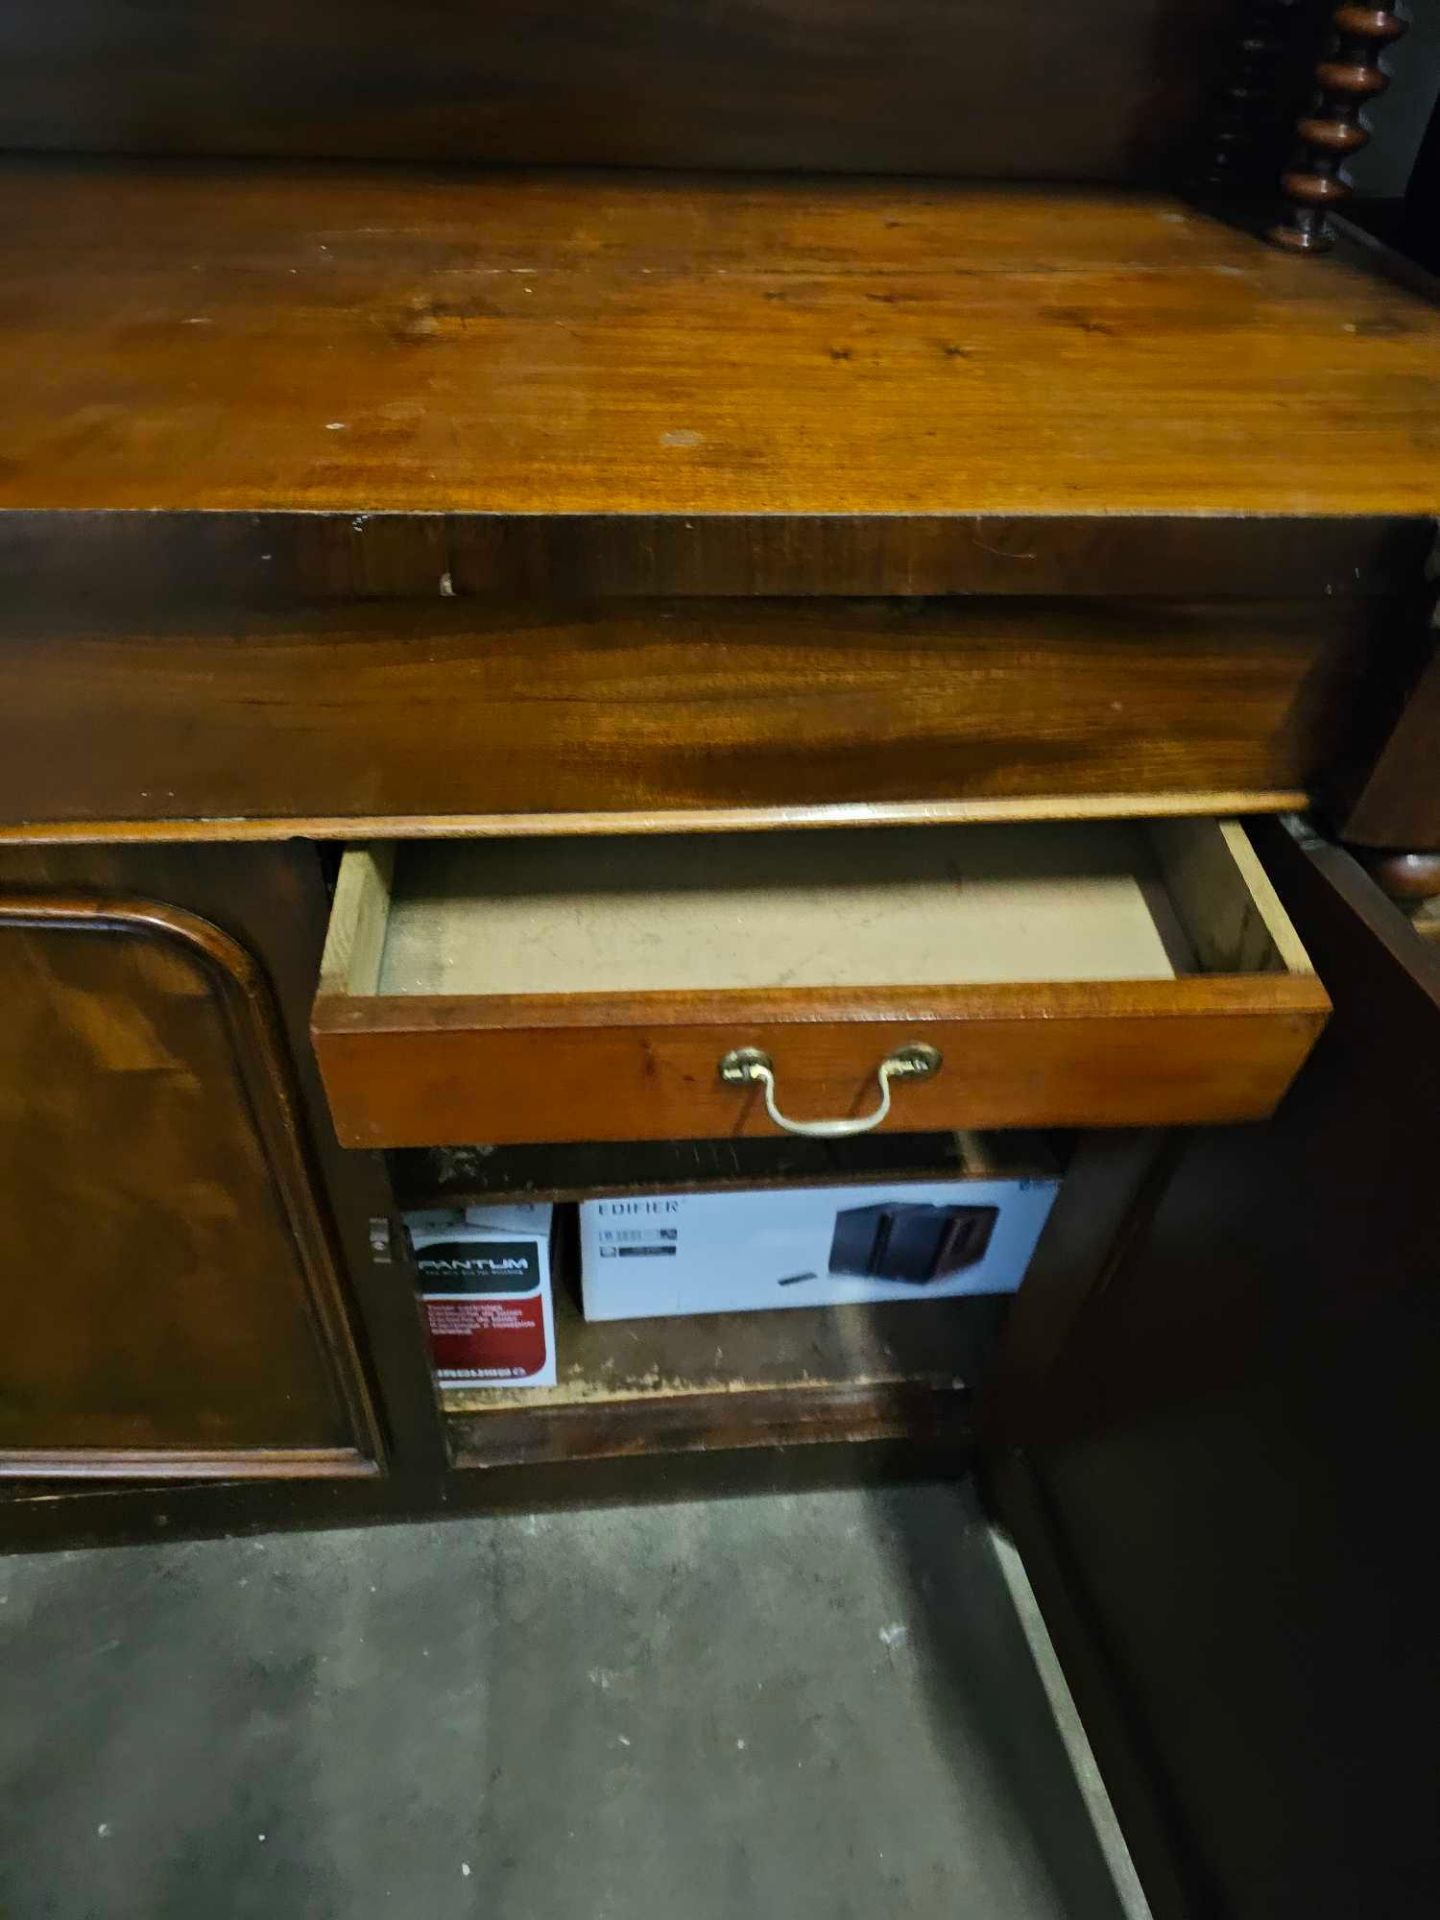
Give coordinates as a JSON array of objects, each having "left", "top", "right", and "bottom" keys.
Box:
[{"left": 1, "top": 1482, "right": 1130, "bottom": 1920}]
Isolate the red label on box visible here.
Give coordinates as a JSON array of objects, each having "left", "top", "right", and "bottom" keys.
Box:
[{"left": 424, "top": 1295, "right": 548, "bottom": 1380}]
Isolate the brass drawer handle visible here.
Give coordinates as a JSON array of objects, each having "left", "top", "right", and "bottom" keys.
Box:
[{"left": 718, "top": 1043, "right": 942, "bottom": 1138}]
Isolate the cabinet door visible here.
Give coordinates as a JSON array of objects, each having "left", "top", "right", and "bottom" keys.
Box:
[
  {"left": 990, "top": 819, "right": 1440, "bottom": 1920},
  {"left": 0, "top": 880, "right": 381, "bottom": 1479}
]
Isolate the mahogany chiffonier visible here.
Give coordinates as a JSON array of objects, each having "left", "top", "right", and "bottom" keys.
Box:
[{"left": 0, "top": 5, "right": 1436, "bottom": 1913}]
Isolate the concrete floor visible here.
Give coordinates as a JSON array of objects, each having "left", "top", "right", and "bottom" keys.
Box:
[{"left": 0, "top": 1482, "right": 1129, "bottom": 1920}]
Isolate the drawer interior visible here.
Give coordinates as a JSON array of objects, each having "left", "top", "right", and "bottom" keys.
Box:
[{"left": 338, "top": 819, "right": 1313, "bottom": 1001}]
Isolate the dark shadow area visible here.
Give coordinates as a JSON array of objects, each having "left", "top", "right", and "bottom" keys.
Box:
[{"left": 1030, "top": 1274, "right": 1440, "bottom": 1920}]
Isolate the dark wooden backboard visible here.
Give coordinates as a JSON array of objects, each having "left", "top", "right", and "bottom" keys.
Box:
[{"left": 0, "top": 0, "right": 1244, "bottom": 179}]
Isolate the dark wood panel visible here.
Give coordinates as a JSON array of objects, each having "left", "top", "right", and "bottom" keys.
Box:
[
  {"left": 0, "top": 842, "right": 452, "bottom": 1504},
  {"left": 0, "top": 890, "right": 381, "bottom": 1475},
  {"left": 0, "top": 1435, "right": 966, "bottom": 1556},
  {"left": 0, "top": 597, "right": 1397, "bottom": 830},
  {"left": 997, "top": 821, "right": 1440, "bottom": 1918},
  {"left": 0, "top": 2, "right": 1236, "bottom": 180},
  {"left": 1340, "top": 642, "right": 1440, "bottom": 849},
  {"left": 1015, "top": 818, "right": 1440, "bottom": 1435},
  {"left": 981, "top": 1130, "right": 1173, "bottom": 1445},
  {"left": 3, "top": 164, "right": 1439, "bottom": 540},
  {"left": 450, "top": 1387, "right": 972, "bottom": 1469},
  {"left": 1, "top": 511, "right": 1425, "bottom": 603}
]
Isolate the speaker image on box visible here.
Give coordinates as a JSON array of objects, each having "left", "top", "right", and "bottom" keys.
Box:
[{"left": 827, "top": 1202, "right": 1000, "bottom": 1284}]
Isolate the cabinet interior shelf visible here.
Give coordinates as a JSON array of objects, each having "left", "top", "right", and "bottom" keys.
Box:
[{"left": 444, "top": 1286, "right": 1005, "bottom": 1471}]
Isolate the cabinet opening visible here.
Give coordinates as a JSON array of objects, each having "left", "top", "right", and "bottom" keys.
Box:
[{"left": 392, "top": 1130, "right": 1068, "bottom": 1472}]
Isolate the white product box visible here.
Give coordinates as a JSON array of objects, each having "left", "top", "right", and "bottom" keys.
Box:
[
  {"left": 407, "top": 1204, "right": 556, "bottom": 1388},
  {"left": 579, "top": 1176, "right": 1058, "bottom": 1323}
]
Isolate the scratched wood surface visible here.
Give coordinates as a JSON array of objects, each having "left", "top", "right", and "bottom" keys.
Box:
[
  {"left": 444, "top": 1288, "right": 1006, "bottom": 1467},
  {"left": 4, "top": 165, "right": 1440, "bottom": 525},
  {"left": 445, "top": 1288, "right": 1003, "bottom": 1414}
]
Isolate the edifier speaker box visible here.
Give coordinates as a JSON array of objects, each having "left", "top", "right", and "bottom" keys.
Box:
[{"left": 578, "top": 1168, "right": 1057, "bottom": 1324}]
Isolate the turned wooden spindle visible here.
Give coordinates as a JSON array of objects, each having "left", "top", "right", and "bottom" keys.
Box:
[
  {"left": 1363, "top": 850, "right": 1440, "bottom": 904},
  {"left": 1269, "top": 4, "right": 1408, "bottom": 252},
  {"left": 1361, "top": 851, "right": 1440, "bottom": 942}
]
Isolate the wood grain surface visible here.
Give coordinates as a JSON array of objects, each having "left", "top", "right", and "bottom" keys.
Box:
[
  {"left": 3, "top": 165, "right": 1439, "bottom": 529},
  {"left": 313, "top": 988, "right": 1329, "bottom": 1146},
  {"left": 0, "top": 799, "right": 1318, "bottom": 846},
  {"left": 0, "top": 596, "right": 1394, "bottom": 830},
  {"left": 0, "top": 892, "right": 381, "bottom": 1476},
  {"left": 0, "top": 840, "right": 452, "bottom": 1498},
  {"left": 0, "top": 1, "right": 1234, "bottom": 179}
]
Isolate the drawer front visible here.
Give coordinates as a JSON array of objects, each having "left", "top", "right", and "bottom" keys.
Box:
[
  {"left": 0, "top": 595, "right": 1397, "bottom": 832},
  {"left": 314, "top": 992, "right": 1325, "bottom": 1148},
  {"left": 311, "top": 821, "right": 1330, "bottom": 1148}
]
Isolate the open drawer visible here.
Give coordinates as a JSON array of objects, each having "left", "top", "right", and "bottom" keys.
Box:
[{"left": 311, "top": 821, "right": 1330, "bottom": 1148}]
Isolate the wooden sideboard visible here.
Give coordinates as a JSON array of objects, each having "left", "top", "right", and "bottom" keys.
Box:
[{"left": 0, "top": 5, "right": 1436, "bottom": 1914}]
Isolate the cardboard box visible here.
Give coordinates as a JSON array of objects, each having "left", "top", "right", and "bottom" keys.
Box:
[
  {"left": 407, "top": 1204, "right": 556, "bottom": 1388},
  {"left": 578, "top": 1173, "right": 1058, "bottom": 1323}
]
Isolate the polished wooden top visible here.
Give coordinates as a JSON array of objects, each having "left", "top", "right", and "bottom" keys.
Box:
[{"left": 4, "top": 163, "right": 1440, "bottom": 520}]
